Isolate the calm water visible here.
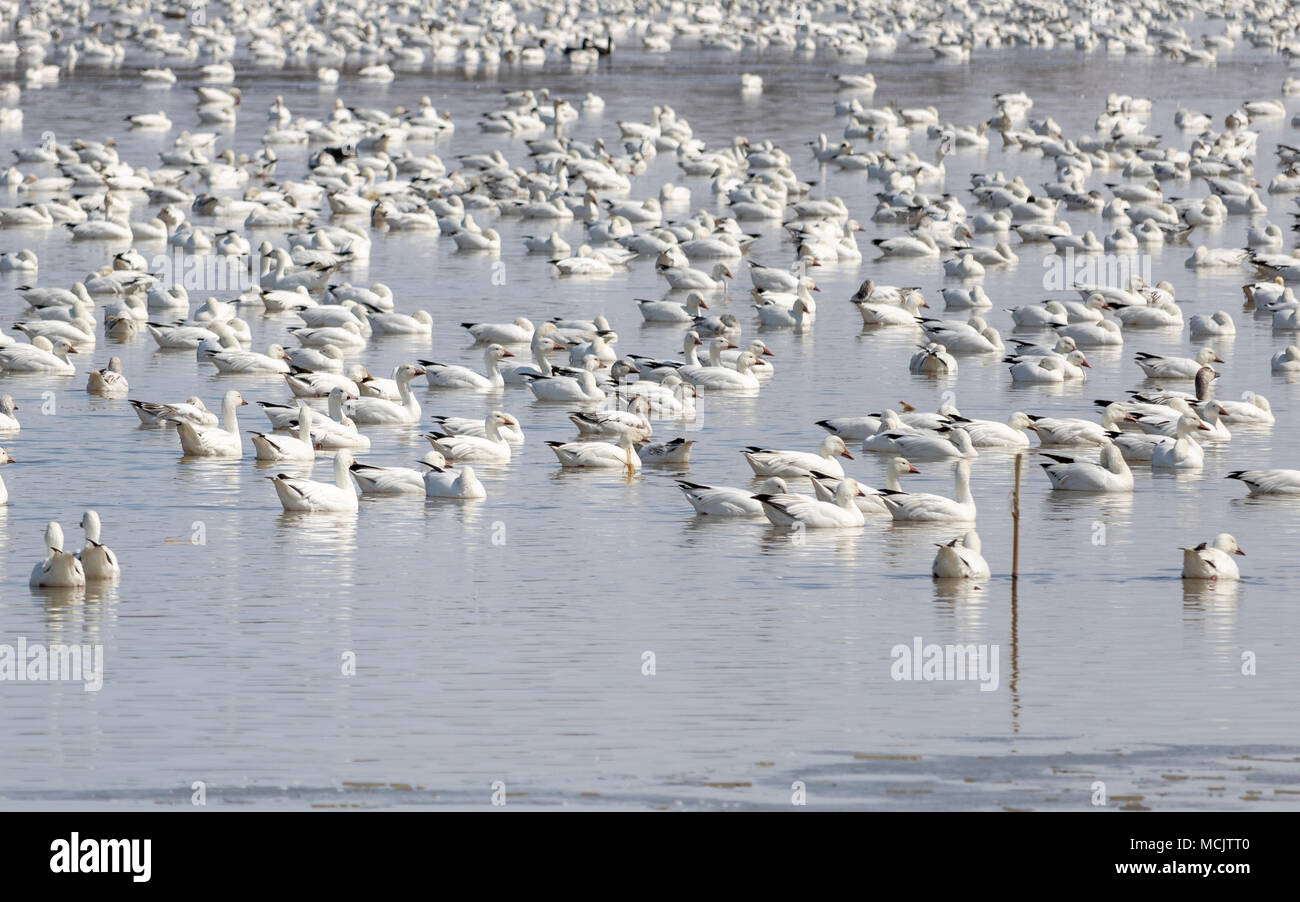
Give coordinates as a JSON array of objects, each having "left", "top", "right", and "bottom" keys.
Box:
[{"left": 1, "top": 34, "right": 1299, "bottom": 810}]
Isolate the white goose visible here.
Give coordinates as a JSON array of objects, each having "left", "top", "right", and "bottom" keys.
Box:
[
  {"left": 743, "top": 435, "right": 854, "bottom": 479},
  {"left": 0, "top": 336, "right": 79, "bottom": 374},
  {"left": 676, "top": 477, "right": 790, "bottom": 517},
  {"left": 878, "top": 459, "right": 977, "bottom": 522},
  {"left": 342, "top": 364, "right": 424, "bottom": 425},
  {"left": 270, "top": 450, "right": 359, "bottom": 513},
  {"left": 250, "top": 404, "right": 317, "bottom": 461},
  {"left": 29, "top": 522, "right": 87, "bottom": 588},
  {"left": 1181, "top": 534, "right": 1245, "bottom": 580},
  {"left": 1225, "top": 469, "right": 1300, "bottom": 495},
  {"left": 756, "top": 478, "right": 867, "bottom": 529},
  {"left": 1134, "top": 348, "right": 1221, "bottom": 380},
  {"left": 1039, "top": 442, "right": 1134, "bottom": 491},
  {"left": 421, "top": 345, "right": 513, "bottom": 390},
  {"left": 176, "top": 390, "right": 248, "bottom": 457},
  {"left": 809, "top": 456, "right": 921, "bottom": 514},
  {"left": 547, "top": 427, "right": 647, "bottom": 470},
  {"left": 132, "top": 396, "right": 216, "bottom": 427},
  {"left": 1150, "top": 414, "right": 1211, "bottom": 470},
  {"left": 78, "top": 510, "right": 121, "bottom": 583},
  {"left": 526, "top": 355, "right": 606, "bottom": 402},
  {"left": 349, "top": 451, "right": 449, "bottom": 495},
  {"left": 424, "top": 412, "right": 517, "bottom": 463},
  {"left": 422, "top": 463, "right": 487, "bottom": 499},
  {"left": 932, "top": 531, "right": 991, "bottom": 579},
  {"left": 87, "top": 357, "right": 129, "bottom": 397}
]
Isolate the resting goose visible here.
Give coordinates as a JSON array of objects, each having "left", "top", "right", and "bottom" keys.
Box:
[
  {"left": 877, "top": 459, "right": 977, "bottom": 521},
  {"left": 547, "top": 427, "right": 647, "bottom": 470},
  {"left": 270, "top": 450, "right": 359, "bottom": 513},
  {"left": 932, "top": 531, "right": 991, "bottom": 579},
  {"left": 743, "top": 435, "right": 854, "bottom": 479},
  {"left": 87, "top": 357, "right": 129, "bottom": 397},
  {"left": 350, "top": 451, "right": 449, "bottom": 495},
  {"left": 877, "top": 427, "right": 979, "bottom": 460},
  {"left": 250, "top": 403, "right": 317, "bottom": 461},
  {"left": 176, "top": 390, "right": 248, "bottom": 457},
  {"left": 78, "top": 510, "right": 121, "bottom": 583},
  {"left": 342, "top": 363, "right": 424, "bottom": 424},
  {"left": 132, "top": 396, "right": 216, "bottom": 427},
  {"left": 29, "top": 522, "right": 87, "bottom": 588},
  {"left": 1134, "top": 348, "right": 1221, "bottom": 380},
  {"left": 677, "top": 477, "right": 789, "bottom": 517},
  {"left": 1039, "top": 442, "right": 1133, "bottom": 491},
  {"left": 422, "top": 463, "right": 487, "bottom": 499},
  {"left": 1181, "top": 534, "right": 1245, "bottom": 580},
  {"left": 525, "top": 354, "right": 605, "bottom": 402},
  {"left": 1150, "top": 414, "right": 1211, "bottom": 470},
  {"left": 1225, "top": 469, "right": 1300, "bottom": 495},
  {"left": 421, "top": 345, "right": 513, "bottom": 390},
  {"left": 423, "top": 412, "right": 516, "bottom": 463},
  {"left": 0, "top": 337, "right": 79, "bottom": 374},
  {"left": 755, "top": 478, "right": 868, "bottom": 529},
  {"left": 809, "top": 456, "right": 920, "bottom": 514}
]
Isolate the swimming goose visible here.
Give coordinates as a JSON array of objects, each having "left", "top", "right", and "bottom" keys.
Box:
[
  {"left": 87, "top": 357, "right": 128, "bottom": 397},
  {"left": 342, "top": 364, "right": 424, "bottom": 424},
  {"left": 909, "top": 343, "right": 959, "bottom": 374},
  {"left": 525, "top": 354, "right": 606, "bottom": 402},
  {"left": 660, "top": 262, "right": 731, "bottom": 291},
  {"left": 1134, "top": 348, "right": 1222, "bottom": 379},
  {"left": 1028, "top": 405, "right": 1130, "bottom": 445},
  {"left": 755, "top": 477, "right": 867, "bottom": 529},
  {"left": 547, "top": 427, "right": 647, "bottom": 470},
  {"left": 205, "top": 344, "right": 291, "bottom": 374},
  {"left": 932, "top": 531, "right": 991, "bottom": 579},
  {"left": 0, "top": 337, "right": 78, "bottom": 374},
  {"left": 0, "top": 395, "right": 19, "bottom": 433},
  {"left": 424, "top": 412, "right": 516, "bottom": 463},
  {"left": 1039, "top": 442, "right": 1133, "bottom": 491},
  {"left": 1271, "top": 345, "right": 1300, "bottom": 372},
  {"left": 421, "top": 345, "right": 513, "bottom": 390},
  {"left": 878, "top": 459, "right": 977, "bottom": 522},
  {"left": 1007, "top": 351, "right": 1090, "bottom": 382},
  {"left": 29, "top": 522, "right": 86, "bottom": 588},
  {"left": 677, "top": 477, "right": 790, "bottom": 517},
  {"left": 856, "top": 291, "right": 928, "bottom": 326},
  {"left": 250, "top": 404, "right": 317, "bottom": 461},
  {"left": 1188, "top": 311, "right": 1236, "bottom": 337},
  {"left": 1181, "top": 534, "right": 1245, "bottom": 580},
  {"left": 637, "top": 292, "right": 709, "bottom": 323},
  {"left": 877, "top": 427, "right": 979, "bottom": 460},
  {"left": 1150, "top": 414, "right": 1211, "bottom": 470},
  {"left": 270, "top": 450, "right": 358, "bottom": 513},
  {"left": 132, "top": 396, "right": 216, "bottom": 427},
  {"left": 348, "top": 450, "right": 449, "bottom": 496},
  {"left": 176, "top": 390, "right": 248, "bottom": 457},
  {"left": 77, "top": 510, "right": 121, "bottom": 583},
  {"left": 369, "top": 310, "right": 433, "bottom": 336},
  {"left": 946, "top": 412, "right": 1036, "bottom": 448},
  {"left": 743, "top": 435, "right": 854, "bottom": 479},
  {"left": 809, "top": 456, "right": 920, "bottom": 514},
  {"left": 462, "top": 318, "right": 534, "bottom": 344},
  {"left": 1225, "top": 469, "right": 1300, "bottom": 495},
  {"left": 422, "top": 463, "right": 487, "bottom": 499}
]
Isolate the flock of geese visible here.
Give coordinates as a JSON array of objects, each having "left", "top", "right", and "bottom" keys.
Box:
[{"left": 3, "top": 0, "right": 1300, "bottom": 590}]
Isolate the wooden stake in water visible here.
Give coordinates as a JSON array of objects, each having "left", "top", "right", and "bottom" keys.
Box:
[{"left": 1011, "top": 453, "right": 1023, "bottom": 580}]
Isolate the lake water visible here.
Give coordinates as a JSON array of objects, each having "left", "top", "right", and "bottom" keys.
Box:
[{"left": 2, "top": 29, "right": 1299, "bottom": 810}]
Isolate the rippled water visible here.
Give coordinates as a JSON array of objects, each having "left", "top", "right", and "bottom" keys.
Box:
[{"left": 2, "top": 36, "right": 1299, "bottom": 810}]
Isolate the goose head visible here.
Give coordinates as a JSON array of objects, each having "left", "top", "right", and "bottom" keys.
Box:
[{"left": 820, "top": 434, "right": 854, "bottom": 460}]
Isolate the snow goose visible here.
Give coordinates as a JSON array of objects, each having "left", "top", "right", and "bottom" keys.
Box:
[
  {"left": 1188, "top": 311, "right": 1236, "bottom": 337},
  {"left": 1181, "top": 534, "right": 1245, "bottom": 580},
  {"left": 755, "top": 477, "right": 867, "bottom": 529},
  {"left": 1226, "top": 469, "right": 1300, "bottom": 495},
  {"left": 348, "top": 451, "right": 449, "bottom": 496},
  {"left": 682, "top": 350, "right": 764, "bottom": 391},
  {"left": 369, "top": 310, "right": 433, "bottom": 336},
  {"left": 204, "top": 344, "right": 291, "bottom": 375},
  {"left": 932, "top": 531, "right": 991, "bottom": 579},
  {"left": 343, "top": 364, "right": 424, "bottom": 425},
  {"left": 1007, "top": 301, "right": 1069, "bottom": 327},
  {"left": 637, "top": 292, "right": 709, "bottom": 323},
  {"left": 78, "top": 510, "right": 120, "bottom": 583},
  {"left": 29, "top": 522, "right": 86, "bottom": 588},
  {"left": 424, "top": 412, "right": 516, "bottom": 463},
  {"left": 547, "top": 427, "right": 647, "bottom": 471},
  {"left": 422, "top": 463, "right": 487, "bottom": 499},
  {"left": 132, "top": 396, "right": 216, "bottom": 427},
  {"left": 809, "top": 456, "right": 920, "bottom": 514},
  {"left": 856, "top": 291, "right": 928, "bottom": 326},
  {"left": 921, "top": 317, "right": 1004, "bottom": 354},
  {"left": 525, "top": 354, "right": 605, "bottom": 402},
  {"left": 1151, "top": 414, "right": 1211, "bottom": 470},
  {"left": 1056, "top": 318, "right": 1123, "bottom": 346},
  {"left": 421, "top": 345, "right": 513, "bottom": 390},
  {"left": 878, "top": 459, "right": 977, "bottom": 522},
  {"left": 1039, "top": 442, "right": 1133, "bottom": 492},
  {"left": 1029, "top": 405, "right": 1130, "bottom": 445},
  {"left": 947, "top": 412, "right": 1036, "bottom": 448},
  {"left": 570, "top": 399, "right": 652, "bottom": 438},
  {"left": 0, "top": 337, "right": 78, "bottom": 374},
  {"left": 176, "top": 390, "right": 247, "bottom": 457},
  {"left": 1271, "top": 345, "right": 1300, "bottom": 372},
  {"left": 1007, "top": 351, "right": 1090, "bottom": 382},
  {"left": 463, "top": 318, "right": 534, "bottom": 344},
  {"left": 660, "top": 262, "right": 731, "bottom": 291},
  {"left": 909, "top": 343, "right": 959, "bottom": 374},
  {"left": 87, "top": 357, "right": 128, "bottom": 397},
  {"left": 250, "top": 404, "right": 317, "bottom": 461},
  {"left": 1134, "top": 348, "right": 1221, "bottom": 380},
  {"left": 0, "top": 395, "right": 19, "bottom": 433},
  {"left": 677, "top": 477, "right": 789, "bottom": 517},
  {"left": 743, "top": 435, "right": 853, "bottom": 479},
  {"left": 817, "top": 408, "right": 911, "bottom": 443},
  {"left": 270, "top": 450, "right": 359, "bottom": 513}
]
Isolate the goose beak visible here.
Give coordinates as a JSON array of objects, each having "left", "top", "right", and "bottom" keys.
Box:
[
  {"left": 501, "top": 349, "right": 515, "bottom": 357},
  {"left": 699, "top": 299, "right": 709, "bottom": 309},
  {"left": 1213, "top": 354, "right": 1224, "bottom": 363},
  {"left": 504, "top": 416, "right": 518, "bottom": 426},
  {"left": 840, "top": 449, "right": 855, "bottom": 460},
  {"left": 907, "top": 464, "right": 920, "bottom": 473},
  {"left": 1080, "top": 358, "right": 1092, "bottom": 368},
  {"left": 761, "top": 347, "right": 775, "bottom": 357},
  {"left": 412, "top": 367, "right": 427, "bottom": 375},
  {"left": 725, "top": 340, "right": 739, "bottom": 349},
  {"left": 1197, "top": 421, "right": 1211, "bottom": 431},
  {"left": 1234, "top": 547, "right": 1246, "bottom": 556}
]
